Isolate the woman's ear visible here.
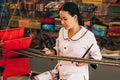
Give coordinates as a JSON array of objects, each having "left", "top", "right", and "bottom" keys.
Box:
[{"left": 74, "top": 15, "right": 78, "bottom": 22}]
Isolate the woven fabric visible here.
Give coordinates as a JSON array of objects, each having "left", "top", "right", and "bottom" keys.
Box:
[
  {"left": 0, "top": 28, "right": 24, "bottom": 41},
  {"left": 0, "top": 28, "right": 32, "bottom": 78},
  {"left": 41, "top": 18, "right": 54, "bottom": 24},
  {"left": 0, "top": 57, "right": 6, "bottom": 66},
  {"left": 2, "top": 58, "right": 31, "bottom": 78},
  {"left": 2, "top": 36, "right": 32, "bottom": 57}
]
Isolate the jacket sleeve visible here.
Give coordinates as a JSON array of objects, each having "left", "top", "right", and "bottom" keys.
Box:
[
  {"left": 89, "top": 32, "right": 102, "bottom": 60},
  {"left": 53, "top": 28, "right": 63, "bottom": 55}
]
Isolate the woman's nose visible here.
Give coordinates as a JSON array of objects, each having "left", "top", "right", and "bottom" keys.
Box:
[{"left": 61, "top": 20, "right": 64, "bottom": 25}]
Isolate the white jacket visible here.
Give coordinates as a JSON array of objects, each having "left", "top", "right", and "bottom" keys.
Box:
[{"left": 54, "top": 26, "right": 102, "bottom": 80}]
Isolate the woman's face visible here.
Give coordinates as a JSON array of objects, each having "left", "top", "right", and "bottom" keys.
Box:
[{"left": 59, "top": 10, "right": 76, "bottom": 30}]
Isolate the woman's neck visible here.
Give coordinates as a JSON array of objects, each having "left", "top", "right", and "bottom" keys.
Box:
[{"left": 68, "top": 25, "right": 82, "bottom": 38}]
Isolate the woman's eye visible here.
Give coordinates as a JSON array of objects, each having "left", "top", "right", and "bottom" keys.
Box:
[
  {"left": 60, "top": 17, "right": 67, "bottom": 21},
  {"left": 63, "top": 18, "right": 67, "bottom": 21}
]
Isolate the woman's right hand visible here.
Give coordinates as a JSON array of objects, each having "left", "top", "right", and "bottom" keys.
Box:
[
  {"left": 76, "top": 62, "right": 87, "bottom": 66},
  {"left": 42, "top": 47, "right": 55, "bottom": 55}
]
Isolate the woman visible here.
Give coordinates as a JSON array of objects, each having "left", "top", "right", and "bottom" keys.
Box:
[{"left": 34, "top": 2, "right": 102, "bottom": 80}]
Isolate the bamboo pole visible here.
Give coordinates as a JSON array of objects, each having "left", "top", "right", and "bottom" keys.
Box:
[{"left": 10, "top": 48, "right": 120, "bottom": 67}]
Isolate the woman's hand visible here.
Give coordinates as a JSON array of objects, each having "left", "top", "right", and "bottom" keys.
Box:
[
  {"left": 76, "top": 62, "right": 86, "bottom": 66},
  {"left": 42, "top": 47, "right": 55, "bottom": 55}
]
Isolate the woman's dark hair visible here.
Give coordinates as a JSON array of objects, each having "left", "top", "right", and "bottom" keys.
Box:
[{"left": 59, "top": 2, "right": 83, "bottom": 25}]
